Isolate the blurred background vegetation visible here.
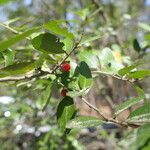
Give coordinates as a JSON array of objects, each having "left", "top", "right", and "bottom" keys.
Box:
[{"left": 0, "top": 0, "right": 150, "bottom": 149}]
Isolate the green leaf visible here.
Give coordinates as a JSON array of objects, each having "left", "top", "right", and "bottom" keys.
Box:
[
  {"left": 139, "top": 23, "right": 150, "bottom": 32},
  {"left": 135, "top": 124, "right": 150, "bottom": 148},
  {"left": 68, "top": 61, "right": 93, "bottom": 95},
  {"left": 79, "top": 34, "right": 102, "bottom": 46},
  {"left": 118, "top": 124, "right": 150, "bottom": 150},
  {"left": 136, "top": 86, "right": 146, "bottom": 99},
  {"left": 3, "top": 49, "right": 15, "bottom": 66},
  {"left": 115, "top": 87, "right": 146, "bottom": 116},
  {"left": 133, "top": 39, "right": 141, "bottom": 52},
  {"left": 78, "top": 50, "right": 100, "bottom": 69},
  {"left": 0, "top": 0, "right": 12, "bottom": 5},
  {"left": 128, "top": 70, "right": 150, "bottom": 79},
  {"left": 32, "top": 33, "right": 64, "bottom": 54},
  {"left": 114, "top": 97, "right": 144, "bottom": 116},
  {"left": 0, "top": 27, "right": 40, "bottom": 52},
  {"left": 66, "top": 116, "right": 103, "bottom": 128},
  {"left": 57, "top": 96, "right": 75, "bottom": 132},
  {"left": 0, "top": 53, "right": 4, "bottom": 64},
  {"left": 68, "top": 88, "right": 90, "bottom": 98},
  {"left": 0, "top": 18, "right": 20, "bottom": 27},
  {"left": 62, "top": 37, "right": 74, "bottom": 53},
  {"left": 127, "top": 104, "right": 150, "bottom": 125},
  {"left": 144, "top": 34, "right": 150, "bottom": 42},
  {"left": 118, "top": 62, "right": 142, "bottom": 76},
  {"left": 78, "top": 75, "right": 93, "bottom": 90},
  {"left": 43, "top": 20, "right": 74, "bottom": 39},
  {"left": 78, "top": 61, "right": 92, "bottom": 78},
  {"left": 77, "top": 61, "right": 93, "bottom": 90},
  {"left": 0, "top": 61, "right": 35, "bottom": 78}
]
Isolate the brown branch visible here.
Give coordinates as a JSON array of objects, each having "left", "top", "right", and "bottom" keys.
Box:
[
  {"left": 92, "top": 70, "right": 135, "bottom": 84},
  {"left": 0, "top": 71, "right": 48, "bottom": 82},
  {"left": 80, "top": 97, "right": 138, "bottom": 128}
]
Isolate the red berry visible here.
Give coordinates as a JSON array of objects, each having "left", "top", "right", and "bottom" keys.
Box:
[
  {"left": 61, "top": 89, "right": 68, "bottom": 97},
  {"left": 60, "top": 63, "right": 71, "bottom": 72}
]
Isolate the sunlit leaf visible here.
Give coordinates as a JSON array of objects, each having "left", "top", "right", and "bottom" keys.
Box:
[
  {"left": 139, "top": 23, "right": 150, "bottom": 32},
  {"left": 66, "top": 116, "right": 103, "bottom": 128},
  {"left": 99, "top": 48, "right": 123, "bottom": 74},
  {"left": 115, "top": 97, "right": 144, "bottom": 116},
  {"left": 44, "top": 20, "right": 74, "bottom": 39},
  {"left": 128, "top": 70, "right": 150, "bottom": 79},
  {"left": 62, "top": 37, "right": 74, "bottom": 52},
  {"left": 115, "top": 87, "right": 145, "bottom": 116},
  {"left": 79, "top": 34, "right": 102, "bottom": 45},
  {"left": 0, "top": 27, "right": 40, "bottom": 52},
  {"left": 118, "top": 62, "right": 143, "bottom": 76},
  {"left": 127, "top": 104, "right": 150, "bottom": 125},
  {"left": 0, "top": 61, "right": 35, "bottom": 78}
]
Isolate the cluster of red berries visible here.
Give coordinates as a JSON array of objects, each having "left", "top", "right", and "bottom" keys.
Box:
[
  {"left": 61, "top": 89, "right": 68, "bottom": 97},
  {"left": 60, "top": 62, "right": 71, "bottom": 72},
  {"left": 60, "top": 62, "right": 71, "bottom": 97}
]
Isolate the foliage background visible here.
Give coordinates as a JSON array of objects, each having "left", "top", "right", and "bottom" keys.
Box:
[{"left": 0, "top": 0, "right": 150, "bottom": 150}]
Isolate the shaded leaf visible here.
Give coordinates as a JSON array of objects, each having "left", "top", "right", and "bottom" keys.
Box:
[
  {"left": 32, "top": 33, "right": 64, "bottom": 54},
  {"left": 57, "top": 96, "right": 75, "bottom": 132},
  {"left": 133, "top": 39, "right": 141, "bottom": 52},
  {"left": 0, "top": 27, "right": 40, "bottom": 52},
  {"left": 78, "top": 61, "right": 92, "bottom": 78},
  {"left": 66, "top": 116, "right": 103, "bottom": 129}
]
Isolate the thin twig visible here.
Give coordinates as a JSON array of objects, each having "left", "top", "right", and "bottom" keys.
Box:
[
  {"left": 81, "top": 97, "right": 108, "bottom": 121},
  {"left": 81, "top": 97, "right": 132, "bottom": 128},
  {"left": 51, "top": 32, "right": 84, "bottom": 74},
  {"left": 91, "top": 0, "right": 107, "bottom": 23},
  {"left": 92, "top": 70, "right": 135, "bottom": 84},
  {"left": 0, "top": 71, "right": 48, "bottom": 82}
]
